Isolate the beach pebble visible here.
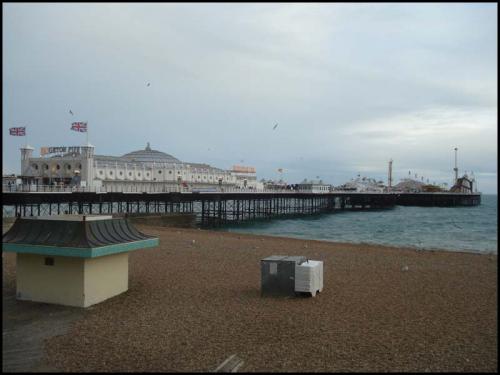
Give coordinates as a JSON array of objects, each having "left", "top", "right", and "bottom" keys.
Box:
[{"left": 15, "top": 226, "right": 493, "bottom": 373}]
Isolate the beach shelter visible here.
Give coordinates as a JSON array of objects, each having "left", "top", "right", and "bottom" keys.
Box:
[{"left": 2, "top": 215, "right": 159, "bottom": 307}]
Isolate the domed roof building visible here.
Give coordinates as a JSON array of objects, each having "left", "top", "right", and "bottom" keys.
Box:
[
  {"left": 88, "top": 142, "right": 240, "bottom": 191},
  {"left": 121, "top": 143, "right": 181, "bottom": 164},
  {"left": 19, "top": 141, "right": 257, "bottom": 191}
]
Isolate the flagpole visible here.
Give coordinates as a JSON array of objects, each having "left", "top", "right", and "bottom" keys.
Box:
[{"left": 86, "top": 122, "right": 89, "bottom": 146}]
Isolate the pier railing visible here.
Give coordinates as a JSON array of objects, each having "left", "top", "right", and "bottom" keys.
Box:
[
  {"left": 2, "top": 184, "right": 183, "bottom": 193},
  {"left": 2, "top": 184, "right": 357, "bottom": 194},
  {"left": 2, "top": 186, "right": 481, "bottom": 221},
  {"left": 2, "top": 189, "right": 397, "bottom": 222}
]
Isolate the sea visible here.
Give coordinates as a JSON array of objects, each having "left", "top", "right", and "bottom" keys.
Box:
[{"left": 221, "top": 194, "right": 498, "bottom": 254}]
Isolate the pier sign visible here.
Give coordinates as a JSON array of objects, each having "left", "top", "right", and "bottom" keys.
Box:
[
  {"left": 41, "top": 146, "right": 83, "bottom": 156},
  {"left": 232, "top": 165, "right": 256, "bottom": 173}
]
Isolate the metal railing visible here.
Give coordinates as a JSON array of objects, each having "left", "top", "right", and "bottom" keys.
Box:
[
  {"left": 2, "top": 184, "right": 189, "bottom": 193},
  {"left": 4, "top": 184, "right": 474, "bottom": 195},
  {"left": 2, "top": 184, "right": 338, "bottom": 194},
  {"left": 2, "top": 184, "right": 106, "bottom": 193}
]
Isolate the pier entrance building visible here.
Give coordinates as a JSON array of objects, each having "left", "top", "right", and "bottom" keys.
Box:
[{"left": 18, "top": 142, "right": 259, "bottom": 192}]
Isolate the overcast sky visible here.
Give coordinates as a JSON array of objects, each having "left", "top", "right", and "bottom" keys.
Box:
[{"left": 3, "top": 3, "right": 497, "bottom": 193}]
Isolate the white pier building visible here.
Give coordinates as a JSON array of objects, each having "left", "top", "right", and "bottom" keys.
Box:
[{"left": 18, "top": 142, "right": 259, "bottom": 192}]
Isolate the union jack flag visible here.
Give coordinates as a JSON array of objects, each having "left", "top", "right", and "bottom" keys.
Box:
[
  {"left": 9, "top": 127, "right": 26, "bottom": 136},
  {"left": 71, "top": 122, "right": 87, "bottom": 132}
]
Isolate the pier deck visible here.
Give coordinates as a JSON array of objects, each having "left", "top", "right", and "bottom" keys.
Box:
[
  {"left": 2, "top": 191, "right": 481, "bottom": 226},
  {"left": 395, "top": 192, "right": 481, "bottom": 206}
]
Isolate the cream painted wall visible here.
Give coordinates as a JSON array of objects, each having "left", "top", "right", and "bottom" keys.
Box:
[
  {"left": 83, "top": 252, "right": 129, "bottom": 307},
  {"left": 16, "top": 253, "right": 85, "bottom": 307},
  {"left": 16, "top": 252, "right": 130, "bottom": 308}
]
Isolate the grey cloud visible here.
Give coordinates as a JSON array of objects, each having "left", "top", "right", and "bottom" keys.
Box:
[{"left": 3, "top": 3, "right": 497, "bottom": 193}]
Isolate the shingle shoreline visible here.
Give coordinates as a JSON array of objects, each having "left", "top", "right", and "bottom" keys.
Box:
[{"left": 2, "top": 225, "right": 497, "bottom": 372}]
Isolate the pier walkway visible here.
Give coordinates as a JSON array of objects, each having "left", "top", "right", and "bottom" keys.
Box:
[{"left": 2, "top": 189, "right": 480, "bottom": 226}]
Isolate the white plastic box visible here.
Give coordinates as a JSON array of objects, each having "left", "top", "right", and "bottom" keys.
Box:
[{"left": 294, "top": 260, "right": 323, "bottom": 296}]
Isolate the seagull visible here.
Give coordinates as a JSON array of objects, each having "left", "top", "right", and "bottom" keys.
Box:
[
  {"left": 273, "top": 123, "right": 278, "bottom": 130},
  {"left": 69, "top": 110, "right": 73, "bottom": 115}
]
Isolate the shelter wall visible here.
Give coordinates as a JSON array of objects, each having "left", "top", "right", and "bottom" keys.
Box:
[
  {"left": 16, "top": 253, "right": 84, "bottom": 307},
  {"left": 83, "top": 252, "right": 129, "bottom": 307}
]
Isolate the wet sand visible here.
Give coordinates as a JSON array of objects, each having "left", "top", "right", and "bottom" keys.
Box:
[{"left": 2, "top": 226, "right": 497, "bottom": 372}]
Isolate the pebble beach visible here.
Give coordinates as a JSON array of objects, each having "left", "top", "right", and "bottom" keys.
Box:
[{"left": 2, "top": 225, "right": 498, "bottom": 372}]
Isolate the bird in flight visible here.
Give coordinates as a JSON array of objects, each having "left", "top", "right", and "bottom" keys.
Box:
[
  {"left": 273, "top": 123, "right": 278, "bottom": 130},
  {"left": 146, "top": 83, "right": 151, "bottom": 87},
  {"left": 69, "top": 110, "right": 73, "bottom": 115}
]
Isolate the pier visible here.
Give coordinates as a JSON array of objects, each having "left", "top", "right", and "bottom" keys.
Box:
[
  {"left": 395, "top": 192, "right": 481, "bottom": 207},
  {"left": 2, "top": 190, "right": 480, "bottom": 227}
]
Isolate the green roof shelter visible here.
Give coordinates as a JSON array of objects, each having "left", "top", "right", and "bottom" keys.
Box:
[{"left": 3, "top": 215, "right": 159, "bottom": 307}]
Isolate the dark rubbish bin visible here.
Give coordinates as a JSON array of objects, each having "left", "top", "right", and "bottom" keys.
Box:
[{"left": 261, "top": 255, "right": 307, "bottom": 297}]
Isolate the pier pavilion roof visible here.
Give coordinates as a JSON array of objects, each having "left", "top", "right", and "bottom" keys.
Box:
[
  {"left": 121, "top": 143, "right": 181, "bottom": 164},
  {"left": 91, "top": 143, "right": 229, "bottom": 173}
]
